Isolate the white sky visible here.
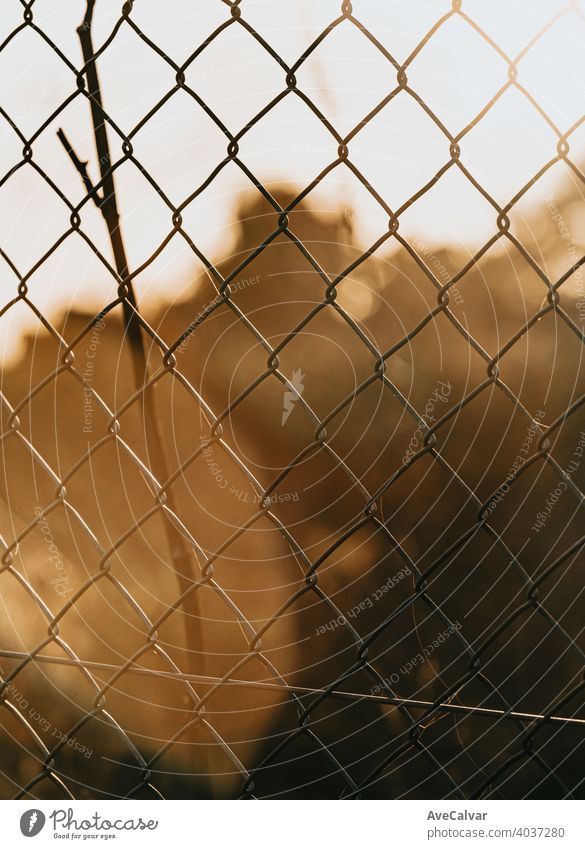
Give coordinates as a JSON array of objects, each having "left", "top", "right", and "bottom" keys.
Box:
[{"left": 1, "top": 0, "right": 584, "bottom": 358}]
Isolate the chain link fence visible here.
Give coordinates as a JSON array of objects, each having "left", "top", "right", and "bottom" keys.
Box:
[{"left": 1, "top": 0, "right": 585, "bottom": 799}]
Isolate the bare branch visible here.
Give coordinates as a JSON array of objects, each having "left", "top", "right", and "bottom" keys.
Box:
[
  {"left": 57, "top": 128, "right": 104, "bottom": 207},
  {"left": 58, "top": 0, "right": 209, "bottom": 789},
  {"left": 72, "top": 0, "right": 146, "bottom": 367}
]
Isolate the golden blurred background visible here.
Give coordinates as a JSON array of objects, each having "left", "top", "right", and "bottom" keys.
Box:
[{"left": 0, "top": 0, "right": 584, "bottom": 799}]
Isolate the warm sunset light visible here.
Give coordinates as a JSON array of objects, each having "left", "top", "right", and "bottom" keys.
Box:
[
  {"left": 0, "top": 0, "right": 584, "bottom": 827},
  {"left": 1, "top": 0, "right": 584, "bottom": 355}
]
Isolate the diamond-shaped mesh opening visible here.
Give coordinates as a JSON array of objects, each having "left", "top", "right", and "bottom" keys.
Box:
[
  {"left": 451, "top": 241, "right": 547, "bottom": 355},
  {"left": 509, "top": 163, "right": 585, "bottom": 284},
  {"left": 0, "top": 165, "right": 71, "bottom": 272},
  {"left": 130, "top": 89, "right": 229, "bottom": 208},
  {"left": 0, "top": 27, "right": 73, "bottom": 140},
  {"left": 184, "top": 23, "right": 285, "bottom": 132},
  {"left": 406, "top": 14, "right": 509, "bottom": 134},
  {"left": 398, "top": 164, "right": 498, "bottom": 248},
  {"left": 351, "top": 93, "right": 450, "bottom": 209},
  {"left": 517, "top": 8, "right": 585, "bottom": 130},
  {"left": 296, "top": 19, "right": 396, "bottom": 132},
  {"left": 96, "top": 25, "right": 179, "bottom": 131},
  {"left": 497, "top": 311, "right": 585, "bottom": 420},
  {"left": 240, "top": 94, "right": 339, "bottom": 188},
  {"left": 461, "top": 86, "right": 559, "bottom": 202}
]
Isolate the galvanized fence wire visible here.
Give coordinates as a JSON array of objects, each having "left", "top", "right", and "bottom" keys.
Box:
[{"left": 0, "top": 0, "right": 585, "bottom": 799}]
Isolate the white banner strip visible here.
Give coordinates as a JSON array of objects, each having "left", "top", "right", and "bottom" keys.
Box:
[{"left": 1, "top": 800, "right": 583, "bottom": 848}]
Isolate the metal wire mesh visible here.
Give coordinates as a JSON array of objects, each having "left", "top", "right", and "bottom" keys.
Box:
[{"left": 1, "top": 0, "right": 585, "bottom": 800}]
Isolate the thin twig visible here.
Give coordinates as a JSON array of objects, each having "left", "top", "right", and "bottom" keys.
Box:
[
  {"left": 58, "top": 0, "right": 209, "bottom": 789},
  {"left": 69, "top": 0, "right": 143, "bottom": 367},
  {"left": 57, "top": 128, "right": 103, "bottom": 206}
]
